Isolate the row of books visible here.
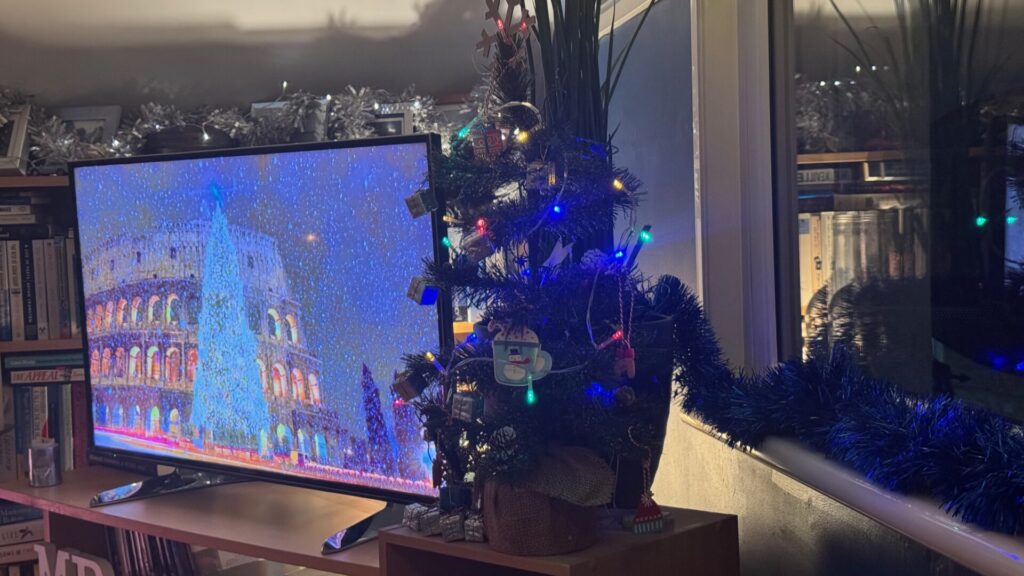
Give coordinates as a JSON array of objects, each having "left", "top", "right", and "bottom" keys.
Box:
[
  {"left": 0, "top": 500, "right": 43, "bottom": 575},
  {"left": 0, "top": 235, "right": 81, "bottom": 342},
  {"left": 0, "top": 189, "right": 81, "bottom": 343},
  {"left": 0, "top": 352, "right": 87, "bottom": 484},
  {"left": 108, "top": 527, "right": 199, "bottom": 576},
  {"left": 798, "top": 207, "right": 929, "bottom": 315}
]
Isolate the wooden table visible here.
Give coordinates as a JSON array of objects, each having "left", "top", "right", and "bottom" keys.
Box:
[
  {"left": 0, "top": 467, "right": 739, "bottom": 575},
  {"left": 379, "top": 508, "right": 739, "bottom": 576}
]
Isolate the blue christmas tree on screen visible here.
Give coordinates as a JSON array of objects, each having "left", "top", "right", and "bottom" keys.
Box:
[{"left": 190, "top": 188, "right": 270, "bottom": 448}]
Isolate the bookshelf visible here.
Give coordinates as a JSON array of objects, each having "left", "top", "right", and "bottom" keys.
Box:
[
  {"left": 0, "top": 339, "right": 82, "bottom": 354},
  {"left": 0, "top": 177, "right": 69, "bottom": 190}
]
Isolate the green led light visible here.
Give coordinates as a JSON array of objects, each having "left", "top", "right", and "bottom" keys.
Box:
[
  {"left": 975, "top": 216, "right": 988, "bottom": 228},
  {"left": 457, "top": 125, "right": 471, "bottom": 140},
  {"left": 525, "top": 387, "right": 536, "bottom": 405},
  {"left": 638, "top": 229, "right": 652, "bottom": 243},
  {"left": 441, "top": 236, "right": 453, "bottom": 248},
  {"left": 1008, "top": 215, "right": 1019, "bottom": 225}
]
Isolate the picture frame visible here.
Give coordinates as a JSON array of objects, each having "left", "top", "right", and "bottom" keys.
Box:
[
  {"left": 57, "top": 105, "right": 122, "bottom": 145},
  {"left": 0, "top": 105, "right": 31, "bottom": 176},
  {"left": 369, "top": 111, "right": 412, "bottom": 137},
  {"left": 251, "top": 99, "right": 329, "bottom": 142}
]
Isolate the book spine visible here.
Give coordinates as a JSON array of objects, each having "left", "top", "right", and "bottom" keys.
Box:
[
  {"left": 0, "top": 504, "right": 41, "bottom": 527},
  {"left": 0, "top": 542, "right": 38, "bottom": 566},
  {"left": 54, "top": 236, "right": 69, "bottom": 340},
  {"left": 65, "top": 233, "right": 79, "bottom": 339},
  {"left": 0, "top": 215, "right": 41, "bottom": 225},
  {"left": 60, "top": 384, "right": 72, "bottom": 471},
  {"left": 12, "top": 387, "right": 30, "bottom": 454},
  {"left": 3, "top": 354, "right": 85, "bottom": 370},
  {"left": 9, "top": 368, "right": 85, "bottom": 385},
  {"left": 0, "top": 247, "right": 8, "bottom": 341},
  {"left": 0, "top": 225, "right": 55, "bottom": 241},
  {"left": 43, "top": 241, "right": 61, "bottom": 341},
  {"left": 6, "top": 242, "right": 22, "bottom": 341},
  {"left": 30, "top": 240, "right": 46, "bottom": 341},
  {"left": 18, "top": 242, "right": 35, "bottom": 341},
  {"left": 0, "top": 519, "right": 43, "bottom": 547},
  {"left": 29, "top": 387, "right": 47, "bottom": 442},
  {"left": 0, "top": 429, "right": 15, "bottom": 484},
  {"left": 70, "top": 382, "right": 88, "bottom": 469}
]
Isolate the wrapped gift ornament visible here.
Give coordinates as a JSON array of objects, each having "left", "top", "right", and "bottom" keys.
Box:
[
  {"left": 407, "top": 276, "right": 440, "bottom": 306},
  {"left": 402, "top": 503, "right": 430, "bottom": 531},
  {"left": 525, "top": 161, "right": 556, "bottom": 190},
  {"left": 440, "top": 511, "right": 467, "bottom": 542},
  {"left": 420, "top": 507, "right": 442, "bottom": 536},
  {"left": 461, "top": 228, "right": 495, "bottom": 263},
  {"left": 471, "top": 124, "right": 505, "bottom": 160},
  {"left": 451, "top": 392, "right": 485, "bottom": 422},
  {"left": 405, "top": 188, "right": 439, "bottom": 218},
  {"left": 464, "top": 511, "right": 486, "bottom": 542},
  {"left": 393, "top": 370, "right": 429, "bottom": 401}
]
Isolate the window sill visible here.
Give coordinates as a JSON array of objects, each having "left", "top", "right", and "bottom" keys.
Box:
[{"left": 679, "top": 413, "right": 1024, "bottom": 576}]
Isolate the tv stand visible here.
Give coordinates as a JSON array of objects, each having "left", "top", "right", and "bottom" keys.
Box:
[
  {"left": 322, "top": 502, "right": 405, "bottom": 555},
  {"left": 89, "top": 467, "right": 247, "bottom": 507}
]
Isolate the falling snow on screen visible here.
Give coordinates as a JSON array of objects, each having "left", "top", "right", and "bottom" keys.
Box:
[{"left": 75, "top": 143, "right": 438, "bottom": 496}]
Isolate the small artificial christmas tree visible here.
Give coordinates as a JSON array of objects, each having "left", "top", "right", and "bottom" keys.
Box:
[{"left": 397, "top": 1, "right": 681, "bottom": 550}]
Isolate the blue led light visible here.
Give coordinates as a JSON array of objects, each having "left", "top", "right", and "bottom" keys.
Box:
[
  {"left": 613, "top": 250, "right": 625, "bottom": 259},
  {"left": 551, "top": 204, "right": 563, "bottom": 215}
]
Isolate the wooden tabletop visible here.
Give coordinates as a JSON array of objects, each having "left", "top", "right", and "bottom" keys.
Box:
[{"left": 0, "top": 466, "right": 383, "bottom": 576}]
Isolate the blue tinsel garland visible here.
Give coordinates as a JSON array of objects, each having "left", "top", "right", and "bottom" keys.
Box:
[{"left": 666, "top": 277, "right": 1024, "bottom": 535}]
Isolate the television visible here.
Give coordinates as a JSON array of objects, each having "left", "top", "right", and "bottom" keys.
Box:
[{"left": 70, "top": 135, "right": 448, "bottom": 503}]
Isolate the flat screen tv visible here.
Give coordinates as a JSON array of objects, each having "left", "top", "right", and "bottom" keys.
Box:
[{"left": 70, "top": 135, "right": 448, "bottom": 502}]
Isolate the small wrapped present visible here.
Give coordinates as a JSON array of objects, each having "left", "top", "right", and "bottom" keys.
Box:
[
  {"left": 402, "top": 503, "right": 430, "bottom": 532},
  {"left": 464, "top": 511, "right": 486, "bottom": 542},
  {"left": 440, "top": 511, "right": 466, "bottom": 542},
  {"left": 405, "top": 188, "right": 439, "bottom": 218},
  {"left": 461, "top": 229, "right": 495, "bottom": 263},
  {"left": 451, "top": 393, "right": 484, "bottom": 423},
  {"left": 393, "top": 370, "right": 428, "bottom": 401},
  {"left": 420, "top": 507, "right": 442, "bottom": 536},
  {"left": 407, "top": 276, "right": 440, "bottom": 306}
]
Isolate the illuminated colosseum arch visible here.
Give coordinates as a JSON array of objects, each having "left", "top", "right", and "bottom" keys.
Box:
[
  {"left": 284, "top": 314, "right": 299, "bottom": 344},
  {"left": 275, "top": 423, "right": 294, "bottom": 454},
  {"left": 104, "top": 301, "right": 114, "bottom": 329},
  {"left": 165, "top": 293, "right": 179, "bottom": 325},
  {"left": 130, "top": 296, "right": 142, "bottom": 325},
  {"left": 271, "top": 364, "right": 285, "bottom": 397},
  {"left": 297, "top": 429, "right": 309, "bottom": 456},
  {"left": 257, "top": 359, "right": 268, "bottom": 393},
  {"left": 165, "top": 348, "right": 181, "bottom": 384},
  {"left": 267, "top": 309, "right": 282, "bottom": 340},
  {"left": 314, "top": 433, "right": 327, "bottom": 461},
  {"left": 291, "top": 368, "right": 306, "bottom": 401},
  {"left": 169, "top": 409, "right": 181, "bottom": 437},
  {"left": 114, "top": 348, "right": 126, "bottom": 378},
  {"left": 113, "top": 405, "right": 125, "bottom": 428},
  {"left": 308, "top": 373, "right": 321, "bottom": 405},
  {"left": 186, "top": 349, "right": 197, "bottom": 382},
  {"left": 101, "top": 348, "right": 112, "bottom": 376},
  {"left": 129, "top": 347, "right": 142, "bottom": 380},
  {"left": 90, "top": 350, "right": 101, "bottom": 376},
  {"left": 93, "top": 305, "right": 104, "bottom": 330},
  {"left": 148, "top": 406, "right": 161, "bottom": 435},
  {"left": 116, "top": 298, "right": 128, "bottom": 327},
  {"left": 147, "top": 296, "right": 162, "bottom": 324},
  {"left": 146, "top": 346, "right": 161, "bottom": 381}
]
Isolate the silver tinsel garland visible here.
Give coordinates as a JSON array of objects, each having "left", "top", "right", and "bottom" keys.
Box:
[{"left": 1, "top": 84, "right": 452, "bottom": 173}]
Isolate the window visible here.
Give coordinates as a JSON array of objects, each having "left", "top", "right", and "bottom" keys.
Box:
[
  {"left": 780, "top": 0, "right": 1024, "bottom": 421},
  {"left": 248, "top": 255, "right": 254, "bottom": 269},
  {"left": 136, "top": 251, "right": 142, "bottom": 264},
  {"left": 170, "top": 246, "right": 178, "bottom": 259}
]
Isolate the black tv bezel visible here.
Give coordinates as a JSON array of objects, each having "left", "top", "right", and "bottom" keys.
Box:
[{"left": 68, "top": 134, "right": 452, "bottom": 505}]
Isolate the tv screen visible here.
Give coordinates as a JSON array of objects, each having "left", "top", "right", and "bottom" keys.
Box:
[{"left": 72, "top": 136, "right": 444, "bottom": 500}]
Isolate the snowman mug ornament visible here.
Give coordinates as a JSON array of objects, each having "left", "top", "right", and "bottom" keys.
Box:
[{"left": 492, "top": 326, "right": 552, "bottom": 395}]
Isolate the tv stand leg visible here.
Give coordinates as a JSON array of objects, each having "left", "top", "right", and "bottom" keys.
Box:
[
  {"left": 90, "top": 468, "right": 247, "bottom": 507},
  {"left": 321, "top": 502, "right": 405, "bottom": 555}
]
